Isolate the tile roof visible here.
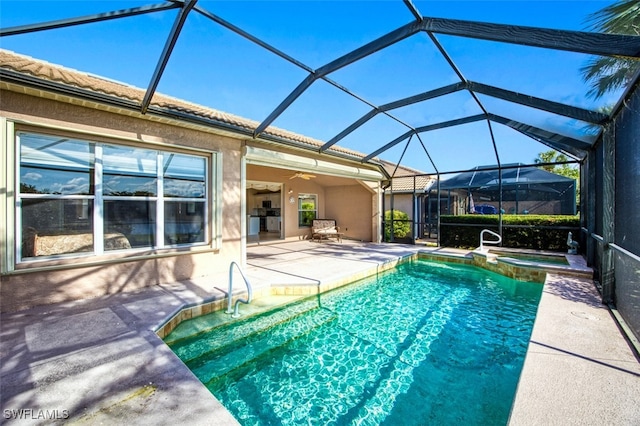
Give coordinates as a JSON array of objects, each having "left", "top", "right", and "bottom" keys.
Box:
[
  {"left": 380, "top": 159, "right": 430, "bottom": 178},
  {"left": 389, "top": 175, "right": 436, "bottom": 192},
  {"left": 0, "top": 49, "right": 371, "bottom": 161}
]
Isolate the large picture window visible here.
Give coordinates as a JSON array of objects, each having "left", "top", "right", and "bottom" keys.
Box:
[{"left": 17, "top": 132, "right": 209, "bottom": 260}]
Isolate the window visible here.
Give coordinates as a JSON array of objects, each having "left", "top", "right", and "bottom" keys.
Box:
[
  {"left": 17, "top": 132, "right": 209, "bottom": 260},
  {"left": 298, "top": 193, "right": 317, "bottom": 227},
  {"left": 161, "top": 153, "right": 206, "bottom": 245}
]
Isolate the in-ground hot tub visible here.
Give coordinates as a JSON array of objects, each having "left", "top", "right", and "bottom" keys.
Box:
[{"left": 471, "top": 247, "right": 592, "bottom": 282}]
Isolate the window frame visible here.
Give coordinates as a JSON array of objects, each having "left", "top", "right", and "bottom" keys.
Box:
[
  {"left": 14, "top": 129, "right": 216, "bottom": 263},
  {"left": 297, "top": 193, "right": 318, "bottom": 227}
]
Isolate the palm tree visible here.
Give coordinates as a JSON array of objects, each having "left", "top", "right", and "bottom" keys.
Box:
[{"left": 581, "top": 0, "right": 640, "bottom": 98}]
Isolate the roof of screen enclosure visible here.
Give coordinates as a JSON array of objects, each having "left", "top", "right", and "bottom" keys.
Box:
[
  {"left": 1, "top": 0, "right": 640, "bottom": 178},
  {"left": 439, "top": 163, "right": 575, "bottom": 190}
]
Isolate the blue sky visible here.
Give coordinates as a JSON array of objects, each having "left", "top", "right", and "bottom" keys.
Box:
[{"left": 0, "top": 0, "right": 622, "bottom": 174}]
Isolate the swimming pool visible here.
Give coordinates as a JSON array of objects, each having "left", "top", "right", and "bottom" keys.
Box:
[{"left": 166, "top": 259, "right": 542, "bottom": 425}]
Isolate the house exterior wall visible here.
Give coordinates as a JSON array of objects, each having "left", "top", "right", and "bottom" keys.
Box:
[
  {"left": 0, "top": 89, "right": 244, "bottom": 312},
  {"left": 384, "top": 194, "right": 415, "bottom": 219},
  {"left": 325, "top": 183, "right": 375, "bottom": 242}
]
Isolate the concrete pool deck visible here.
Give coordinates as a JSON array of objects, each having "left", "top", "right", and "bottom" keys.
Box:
[{"left": 1, "top": 240, "right": 638, "bottom": 425}]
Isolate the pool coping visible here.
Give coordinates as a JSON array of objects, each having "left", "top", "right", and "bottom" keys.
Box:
[
  {"left": 1, "top": 240, "right": 638, "bottom": 425},
  {"left": 509, "top": 272, "right": 640, "bottom": 424}
]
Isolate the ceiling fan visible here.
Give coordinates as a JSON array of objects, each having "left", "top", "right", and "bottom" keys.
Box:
[{"left": 288, "top": 171, "right": 316, "bottom": 180}]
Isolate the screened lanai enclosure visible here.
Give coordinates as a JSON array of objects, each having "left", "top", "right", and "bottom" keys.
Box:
[
  {"left": 385, "top": 163, "right": 578, "bottom": 243},
  {"left": 1, "top": 1, "right": 639, "bottom": 353},
  {"left": 438, "top": 163, "right": 577, "bottom": 215}
]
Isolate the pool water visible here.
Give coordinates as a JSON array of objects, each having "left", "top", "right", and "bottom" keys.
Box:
[{"left": 166, "top": 259, "right": 542, "bottom": 425}]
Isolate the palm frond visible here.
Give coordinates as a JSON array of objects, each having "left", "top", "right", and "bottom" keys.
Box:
[
  {"left": 581, "top": 1, "right": 640, "bottom": 98},
  {"left": 585, "top": 0, "right": 640, "bottom": 35}
]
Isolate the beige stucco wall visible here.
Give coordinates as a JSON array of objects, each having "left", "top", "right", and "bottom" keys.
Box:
[
  {"left": 384, "top": 194, "right": 415, "bottom": 219},
  {"left": 0, "top": 90, "right": 244, "bottom": 312},
  {"left": 325, "top": 183, "right": 376, "bottom": 242}
]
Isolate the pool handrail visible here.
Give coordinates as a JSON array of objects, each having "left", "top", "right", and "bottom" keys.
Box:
[
  {"left": 480, "top": 229, "right": 502, "bottom": 252},
  {"left": 226, "top": 261, "right": 253, "bottom": 318}
]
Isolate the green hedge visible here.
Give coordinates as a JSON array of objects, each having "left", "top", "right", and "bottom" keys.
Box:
[{"left": 439, "top": 215, "right": 581, "bottom": 251}]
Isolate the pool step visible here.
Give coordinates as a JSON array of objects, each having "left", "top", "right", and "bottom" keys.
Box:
[
  {"left": 164, "top": 294, "right": 318, "bottom": 347},
  {"left": 192, "top": 308, "right": 338, "bottom": 384},
  {"left": 168, "top": 296, "right": 320, "bottom": 364}
]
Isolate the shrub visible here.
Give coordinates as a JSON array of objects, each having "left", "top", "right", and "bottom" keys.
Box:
[{"left": 384, "top": 210, "right": 411, "bottom": 241}]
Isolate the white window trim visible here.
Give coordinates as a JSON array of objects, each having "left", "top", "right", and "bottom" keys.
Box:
[
  {"left": 212, "top": 150, "right": 223, "bottom": 249},
  {"left": 94, "top": 144, "right": 104, "bottom": 253}
]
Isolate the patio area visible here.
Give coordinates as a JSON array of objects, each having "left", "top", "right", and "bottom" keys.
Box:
[{"left": 1, "top": 240, "right": 638, "bottom": 424}]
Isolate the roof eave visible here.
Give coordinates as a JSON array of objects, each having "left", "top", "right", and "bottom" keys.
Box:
[{"left": 0, "top": 67, "right": 387, "bottom": 175}]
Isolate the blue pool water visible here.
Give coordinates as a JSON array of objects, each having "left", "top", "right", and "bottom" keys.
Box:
[{"left": 166, "top": 259, "right": 542, "bottom": 425}]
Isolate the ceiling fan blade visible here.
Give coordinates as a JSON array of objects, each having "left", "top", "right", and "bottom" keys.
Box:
[{"left": 287, "top": 171, "right": 316, "bottom": 179}]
